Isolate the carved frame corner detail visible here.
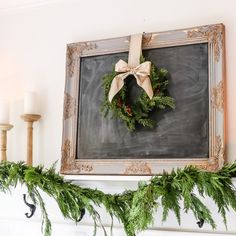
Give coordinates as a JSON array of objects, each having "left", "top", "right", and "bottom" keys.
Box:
[
  {"left": 66, "top": 42, "right": 97, "bottom": 77},
  {"left": 187, "top": 24, "right": 224, "bottom": 61},
  {"left": 198, "top": 135, "right": 225, "bottom": 171}
]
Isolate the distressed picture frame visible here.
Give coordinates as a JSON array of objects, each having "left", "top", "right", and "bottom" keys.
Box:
[{"left": 61, "top": 23, "right": 226, "bottom": 175}]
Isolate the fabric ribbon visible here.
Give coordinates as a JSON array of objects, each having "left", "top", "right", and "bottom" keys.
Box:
[{"left": 108, "top": 59, "right": 153, "bottom": 102}]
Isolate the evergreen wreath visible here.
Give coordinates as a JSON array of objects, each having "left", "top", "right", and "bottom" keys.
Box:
[
  {"left": 0, "top": 161, "right": 236, "bottom": 236},
  {"left": 101, "top": 57, "right": 175, "bottom": 131}
]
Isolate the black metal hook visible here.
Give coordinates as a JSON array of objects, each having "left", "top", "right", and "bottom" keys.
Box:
[
  {"left": 190, "top": 194, "right": 205, "bottom": 229},
  {"left": 23, "top": 194, "right": 36, "bottom": 218},
  {"left": 77, "top": 208, "right": 85, "bottom": 223},
  {"left": 197, "top": 218, "right": 205, "bottom": 228}
]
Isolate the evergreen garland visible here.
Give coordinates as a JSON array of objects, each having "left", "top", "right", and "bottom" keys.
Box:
[
  {"left": 101, "top": 57, "right": 175, "bottom": 131},
  {"left": 0, "top": 161, "right": 236, "bottom": 236}
]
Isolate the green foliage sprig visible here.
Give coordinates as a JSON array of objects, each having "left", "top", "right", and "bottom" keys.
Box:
[
  {"left": 0, "top": 161, "right": 236, "bottom": 236},
  {"left": 101, "top": 58, "right": 175, "bottom": 131}
]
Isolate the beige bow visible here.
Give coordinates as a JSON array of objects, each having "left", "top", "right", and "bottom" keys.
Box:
[{"left": 108, "top": 59, "right": 154, "bottom": 102}]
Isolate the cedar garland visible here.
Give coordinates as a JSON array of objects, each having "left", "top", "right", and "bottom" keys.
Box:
[{"left": 0, "top": 161, "right": 236, "bottom": 236}]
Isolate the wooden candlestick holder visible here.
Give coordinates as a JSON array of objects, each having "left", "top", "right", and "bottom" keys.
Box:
[
  {"left": 0, "top": 124, "right": 13, "bottom": 161},
  {"left": 21, "top": 114, "right": 41, "bottom": 166}
]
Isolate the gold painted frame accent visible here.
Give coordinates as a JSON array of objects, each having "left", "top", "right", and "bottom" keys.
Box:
[{"left": 61, "top": 23, "right": 226, "bottom": 175}]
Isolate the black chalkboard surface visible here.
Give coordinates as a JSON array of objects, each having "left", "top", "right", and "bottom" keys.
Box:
[{"left": 77, "top": 43, "right": 209, "bottom": 160}]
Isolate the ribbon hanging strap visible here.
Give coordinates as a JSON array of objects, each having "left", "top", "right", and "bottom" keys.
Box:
[{"left": 108, "top": 34, "right": 154, "bottom": 102}]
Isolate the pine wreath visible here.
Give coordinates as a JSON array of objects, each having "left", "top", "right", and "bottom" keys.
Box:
[{"left": 101, "top": 57, "right": 175, "bottom": 131}]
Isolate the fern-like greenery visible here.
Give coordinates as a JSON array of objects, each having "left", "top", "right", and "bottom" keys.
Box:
[
  {"left": 101, "top": 57, "right": 175, "bottom": 131},
  {"left": 0, "top": 161, "right": 236, "bottom": 236}
]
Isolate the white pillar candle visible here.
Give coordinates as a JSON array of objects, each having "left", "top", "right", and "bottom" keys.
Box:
[
  {"left": 0, "top": 101, "right": 9, "bottom": 124},
  {"left": 24, "top": 92, "right": 37, "bottom": 114}
]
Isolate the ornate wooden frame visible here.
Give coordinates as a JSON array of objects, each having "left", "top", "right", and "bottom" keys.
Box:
[{"left": 61, "top": 23, "right": 226, "bottom": 175}]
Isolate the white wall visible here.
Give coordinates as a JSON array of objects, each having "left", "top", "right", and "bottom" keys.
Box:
[
  {"left": 1, "top": 0, "right": 236, "bottom": 166},
  {"left": 0, "top": 0, "right": 236, "bottom": 235}
]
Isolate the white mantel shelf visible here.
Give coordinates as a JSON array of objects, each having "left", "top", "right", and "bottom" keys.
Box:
[
  {"left": 63, "top": 175, "right": 152, "bottom": 182},
  {"left": 63, "top": 175, "right": 236, "bottom": 182}
]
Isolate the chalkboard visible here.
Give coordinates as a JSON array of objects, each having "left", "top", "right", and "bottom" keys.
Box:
[
  {"left": 77, "top": 43, "right": 209, "bottom": 160},
  {"left": 61, "top": 24, "right": 225, "bottom": 175}
]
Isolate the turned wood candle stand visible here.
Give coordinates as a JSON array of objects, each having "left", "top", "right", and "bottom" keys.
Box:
[
  {"left": 0, "top": 124, "right": 13, "bottom": 161},
  {"left": 21, "top": 114, "right": 41, "bottom": 166}
]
